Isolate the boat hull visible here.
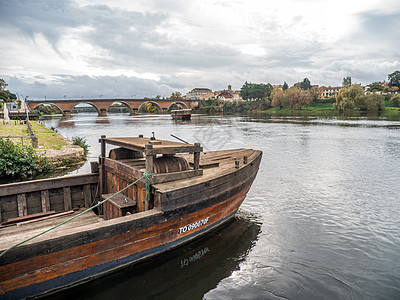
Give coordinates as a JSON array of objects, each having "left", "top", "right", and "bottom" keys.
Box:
[{"left": 0, "top": 152, "right": 260, "bottom": 299}]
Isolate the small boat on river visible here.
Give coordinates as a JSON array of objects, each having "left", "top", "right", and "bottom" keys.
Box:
[
  {"left": 171, "top": 108, "right": 191, "bottom": 120},
  {"left": 0, "top": 135, "right": 262, "bottom": 299}
]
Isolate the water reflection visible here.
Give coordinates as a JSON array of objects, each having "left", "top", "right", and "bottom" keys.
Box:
[{"left": 45, "top": 215, "right": 261, "bottom": 300}]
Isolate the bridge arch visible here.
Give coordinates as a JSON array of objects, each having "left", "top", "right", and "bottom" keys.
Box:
[
  {"left": 31, "top": 103, "right": 65, "bottom": 116},
  {"left": 167, "top": 101, "right": 189, "bottom": 110},
  {"left": 71, "top": 102, "right": 102, "bottom": 116},
  {"left": 107, "top": 101, "right": 133, "bottom": 115},
  {"left": 138, "top": 101, "right": 163, "bottom": 114}
]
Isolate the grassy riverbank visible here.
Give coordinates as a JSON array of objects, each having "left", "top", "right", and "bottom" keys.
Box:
[{"left": 31, "top": 121, "right": 70, "bottom": 150}]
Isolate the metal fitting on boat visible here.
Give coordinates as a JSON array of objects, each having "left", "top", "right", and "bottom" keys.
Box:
[{"left": 234, "top": 157, "right": 240, "bottom": 168}]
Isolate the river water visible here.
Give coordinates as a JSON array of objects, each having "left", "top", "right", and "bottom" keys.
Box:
[{"left": 41, "top": 113, "right": 400, "bottom": 300}]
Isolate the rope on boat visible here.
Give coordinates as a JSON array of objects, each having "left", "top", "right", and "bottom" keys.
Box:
[{"left": 0, "top": 172, "right": 153, "bottom": 258}]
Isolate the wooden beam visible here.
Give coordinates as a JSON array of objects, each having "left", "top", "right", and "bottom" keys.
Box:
[
  {"left": 63, "top": 187, "right": 72, "bottom": 210},
  {"left": 149, "top": 169, "right": 203, "bottom": 185},
  {"left": 17, "top": 194, "right": 27, "bottom": 217},
  {"left": 41, "top": 190, "right": 50, "bottom": 212},
  {"left": 0, "top": 174, "right": 98, "bottom": 197},
  {"left": 145, "top": 146, "right": 202, "bottom": 156}
]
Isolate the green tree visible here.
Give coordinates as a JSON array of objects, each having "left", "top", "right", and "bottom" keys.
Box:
[
  {"left": 335, "top": 85, "right": 363, "bottom": 112},
  {"left": 300, "top": 78, "right": 312, "bottom": 90},
  {"left": 240, "top": 82, "right": 272, "bottom": 100},
  {"left": 342, "top": 76, "right": 352, "bottom": 87},
  {"left": 169, "top": 91, "right": 183, "bottom": 100},
  {"left": 367, "top": 81, "right": 383, "bottom": 92},
  {"left": 355, "top": 94, "right": 384, "bottom": 111},
  {"left": 388, "top": 70, "right": 400, "bottom": 88},
  {"left": 0, "top": 78, "right": 7, "bottom": 91},
  {"left": 283, "top": 81, "right": 289, "bottom": 91},
  {"left": 0, "top": 79, "right": 17, "bottom": 102},
  {"left": 240, "top": 81, "right": 250, "bottom": 99}
]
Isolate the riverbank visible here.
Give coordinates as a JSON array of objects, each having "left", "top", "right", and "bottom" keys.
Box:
[
  {"left": 196, "top": 99, "right": 400, "bottom": 118},
  {"left": 0, "top": 120, "right": 85, "bottom": 168}
]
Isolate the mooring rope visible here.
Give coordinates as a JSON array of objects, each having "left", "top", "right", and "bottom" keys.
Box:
[{"left": 0, "top": 172, "right": 153, "bottom": 258}]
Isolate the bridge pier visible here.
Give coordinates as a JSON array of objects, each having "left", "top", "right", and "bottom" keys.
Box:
[
  {"left": 99, "top": 109, "right": 107, "bottom": 117},
  {"left": 63, "top": 110, "right": 71, "bottom": 117},
  {"left": 129, "top": 108, "right": 138, "bottom": 116},
  {"left": 162, "top": 108, "right": 168, "bottom": 114}
]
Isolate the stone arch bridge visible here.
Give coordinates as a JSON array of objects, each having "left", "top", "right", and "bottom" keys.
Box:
[{"left": 27, "top": 98, "right": 198, "bottom": 117}]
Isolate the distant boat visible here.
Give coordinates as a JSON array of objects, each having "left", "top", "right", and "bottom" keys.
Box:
[
  {"left": 171, "top": 108, "right": 191, "bottom": 120},
  {"left": 0, "top": 135, "right": 262, "bottom": 299}
]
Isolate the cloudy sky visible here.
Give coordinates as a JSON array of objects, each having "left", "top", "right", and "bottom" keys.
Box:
[{"left": 1, "top": 0, "right": 399, "bottom": 99}]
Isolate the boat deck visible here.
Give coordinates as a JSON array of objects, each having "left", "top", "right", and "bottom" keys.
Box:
[
  {"left": 154, "top": 148, "right": 259, "bottom": 192},
  {"left": 0, "top": 209, "right": 102, "bottom": 251}
]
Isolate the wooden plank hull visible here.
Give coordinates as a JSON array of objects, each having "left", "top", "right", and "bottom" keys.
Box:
[{"left": 0, "top": 151, "right": 261, "bottom": 299}]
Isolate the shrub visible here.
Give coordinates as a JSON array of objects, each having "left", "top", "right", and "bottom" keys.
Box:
[
  {"left": 72, "top": 136, "right": 90, "bottom": 156},
  {"left": 391, "top": 94, "right": 400, "bottom": 107},
  {"left": 0, "top": 138, "right": 52, "bottom": 179}
]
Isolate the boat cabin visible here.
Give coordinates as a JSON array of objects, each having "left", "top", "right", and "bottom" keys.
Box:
[{"left": 171, "top": 109, "right": 191, "bottom": 120}]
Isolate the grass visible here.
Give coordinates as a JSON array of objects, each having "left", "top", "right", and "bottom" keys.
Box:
[
  {"left": 30, "top": 121, "right": 69, "bottom": 150},
  {"left": 0, "top": 121, "right": 30, "bottom": 145},
  {"left": 0, "top": 120, "right": 70, "bottom": 150},
  {"left": 0, "top": 121, "right": 28, "bottom": 136}
]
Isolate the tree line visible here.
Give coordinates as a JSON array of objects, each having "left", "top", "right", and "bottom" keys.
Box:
[{"left": 232, "top": 70, "right": 400, "bottom": 113}]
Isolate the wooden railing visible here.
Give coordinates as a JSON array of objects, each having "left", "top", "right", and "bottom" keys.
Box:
[{"left": 0, "top": 174, "right": 99, "bottom": 223}]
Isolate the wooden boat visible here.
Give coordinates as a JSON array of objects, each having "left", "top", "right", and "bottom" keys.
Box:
[
  {"left": 0, "top": 135, "right": 262, "bottom": 299},
  {"left": 171, "top": 108, "right": 191, "bottom": 120}
]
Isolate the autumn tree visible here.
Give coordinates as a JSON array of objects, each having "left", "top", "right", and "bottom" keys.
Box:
[
  {"left": 309, "top": 86, "right": 322, "bottom": 101},
  {"left": 271, "top": 89, "right": 285, "bottom": 108},
  {"left": 288, "top": 88, "right": 313, "bottom": 109}
]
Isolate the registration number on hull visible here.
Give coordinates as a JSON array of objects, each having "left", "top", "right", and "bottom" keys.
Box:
[{"left": 178, "top": 217, "right": 210, "bottom": 234}]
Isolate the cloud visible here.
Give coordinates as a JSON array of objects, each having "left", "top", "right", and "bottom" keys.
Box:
[
  {"left": 3, "top": 75, "right": 177, "bottom": 99},
  {"left": 1, "top": 0, "right": 400, "bottom": 97}
]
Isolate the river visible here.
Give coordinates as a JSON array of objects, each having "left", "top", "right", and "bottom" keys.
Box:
[{"left": 41, "top": 113, "right": 400, "bottom": 300}]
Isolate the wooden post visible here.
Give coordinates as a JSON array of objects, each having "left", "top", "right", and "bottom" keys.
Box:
[
  {"left": 99, "top": 135, "right": 106, "bottom": 200},
  {"left": 41, "top": 190, "right": 50, "bottom": 212},
  {"left": 17, "top": 193, "right": 27, "bottom": 217},
  {"left": 194, "top": 143, "right": 201, "bottom": 170},
  {"left": 83, "top": 184, "right": 92, "bottom": 208},
  {"left": 100, "top": 135, "right": 106, "bottom": 158},
  {"left": 63, "top": 187, "right": 72, "bottom": 210},
  {"left": 145, "top": 143, "right": 154, "bottom": 174}
]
